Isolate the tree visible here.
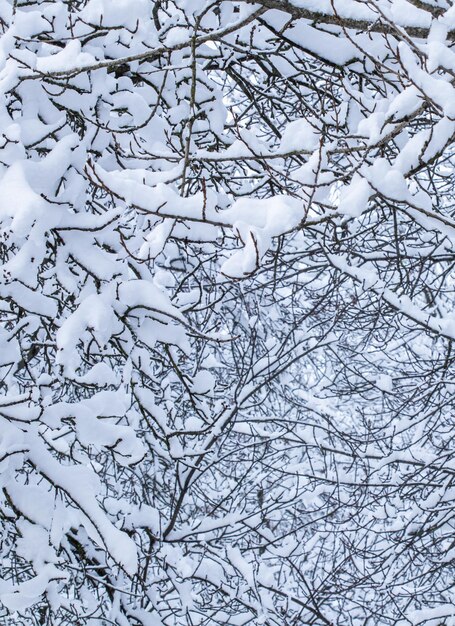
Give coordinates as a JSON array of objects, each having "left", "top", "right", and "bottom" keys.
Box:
[{"left": 0, "top": 0, "right": 454, "bottom": 624}]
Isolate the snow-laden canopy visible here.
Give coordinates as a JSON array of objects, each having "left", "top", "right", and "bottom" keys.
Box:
[{"left": 0, "top": 1, "right": 454, "bottom": 624}]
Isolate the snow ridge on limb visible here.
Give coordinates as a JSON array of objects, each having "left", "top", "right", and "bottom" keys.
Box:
[{"left": 245, "top": 0, "right": 452, "bottom": 39}]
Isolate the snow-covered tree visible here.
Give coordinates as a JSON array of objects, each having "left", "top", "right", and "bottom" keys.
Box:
[{"left": 0, "top": 0, "right": 454, "bottom": 624}]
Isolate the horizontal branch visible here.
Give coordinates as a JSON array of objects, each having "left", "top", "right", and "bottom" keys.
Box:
[{"left": 244, "top": 0, "right": 453, "bottom": 41}]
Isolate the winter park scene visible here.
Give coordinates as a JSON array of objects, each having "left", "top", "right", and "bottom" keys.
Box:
[{"left": 0, "top": 0, "right": 455, "bottom": 624}]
